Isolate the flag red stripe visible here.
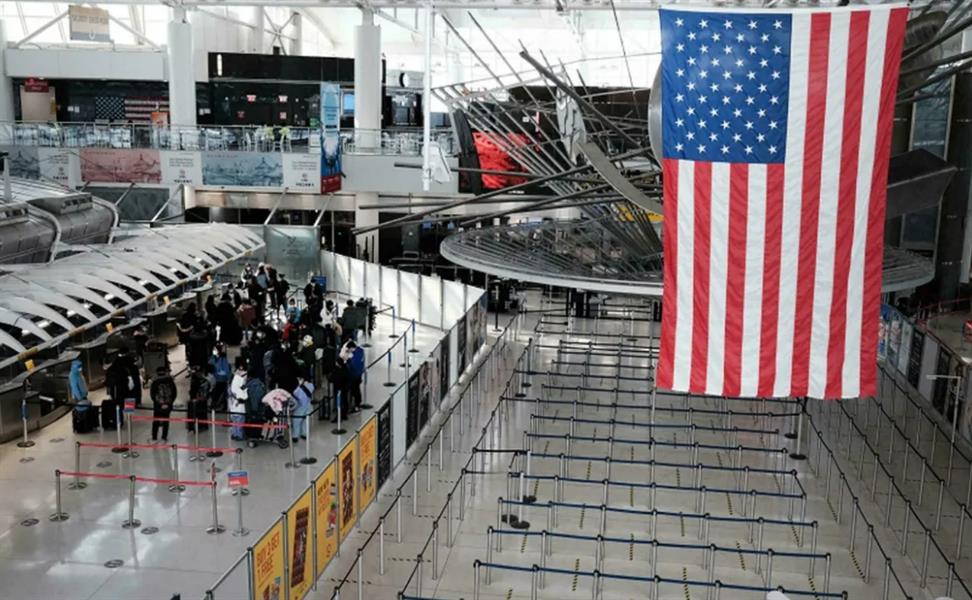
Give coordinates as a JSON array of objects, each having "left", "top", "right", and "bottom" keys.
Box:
[
  {"left": 723, "top": 164, "right": 749, "bottom": 396},
  {"left": 759, "top": 164, "right": 784, "bottom": 396},
  {"left": 657, "top": 158, "right": 679, "bottom": 390},
  {"left": 791, "top": 12, "right": 831, "bottom": 397},
  {"left": 690, "top": 162, "right": 712, "bottom": 392},
  {"left": 826, "top": 11, "right": 870, "bottom": 398},
  {"left": 860, "top": 8, "right": 908, "bottom": 396}
]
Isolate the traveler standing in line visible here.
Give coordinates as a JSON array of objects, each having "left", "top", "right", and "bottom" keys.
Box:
[
  {"left": 69, "top": 357, "right": 88, "bottom": 406},
  {"left": 209, "top": 343, "right": 231, "bottom": 410},
  {"left": 292, "top": 376, "right": 314, "bottom": 441},
  {"left": 177, "top": 303, "right": 198, "bottom": 361},
  {"left": 341, "top": 340, "right": 365, "bottom": 413},
  {"left": 150, "top": 366, "right": 177, "bottom": 442},
  {"left": 275, "top": 274, "right": 290, "bottom": 317},
  {"left": 228, "top": 358, "right": 248, "bottom": 441}
]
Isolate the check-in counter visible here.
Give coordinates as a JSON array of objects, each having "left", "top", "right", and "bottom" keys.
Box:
[
  {"left": 71, "top": 333, "right": 109, "bottom": 389},
  {"left": 0, "top": 352, "right": 76, "bottom": 443}
]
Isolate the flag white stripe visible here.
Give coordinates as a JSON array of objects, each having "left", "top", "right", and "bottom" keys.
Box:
[
  {"left": 807, "top": 12, "right": 850, "bottom": 397},
  {"left": 775, "top": 12, "right": 811, "bottom": 397},
  {"left": 673, "top": 160, "right": 695, "bottom": 391},
  {"left": 844, "top": 8, "right": 889, "bottom": 396},
  {"left": 740, "top": 164, "right": 767, "bottom": 396},
  {"left": 706, "top": 162, "right": 731, "bottom": 395}
]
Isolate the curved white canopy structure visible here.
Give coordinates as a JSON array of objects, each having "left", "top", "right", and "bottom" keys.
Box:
[{"left": 0, "top": 224, "right": 264, "bottom": 368}]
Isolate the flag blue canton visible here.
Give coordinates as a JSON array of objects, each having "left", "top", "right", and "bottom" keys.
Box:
[{"left": 660, "top": 10, "right": 792, "bottom": 164}]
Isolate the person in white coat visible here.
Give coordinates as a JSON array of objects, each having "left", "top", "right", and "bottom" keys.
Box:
[{"left": 228, "top": 358, "right": 248, "bottom": 441}]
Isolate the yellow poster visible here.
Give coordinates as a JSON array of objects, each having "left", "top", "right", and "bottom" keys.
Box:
[
  {"left": 286, "top": 488, "right": 314, "bottom": 600},
  {"left": 315, "top": 461, "right": 339, "bottom": 576},
  {"left": 359, "top": 417, "right": 377, "bottom": 510},
  {"left": 252, "top": 519, "right": 284, "bottom": 600},
  {"left": 338, "top": 437, "right": 358, "bottom": 542}
]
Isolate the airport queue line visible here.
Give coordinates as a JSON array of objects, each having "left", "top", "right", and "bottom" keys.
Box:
[{"left": 0, "top": 306, "right": 446, "bottom": 600}]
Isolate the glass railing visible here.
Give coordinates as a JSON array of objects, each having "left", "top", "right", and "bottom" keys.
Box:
[{"left": 0, "top": 122, "right": 456, "bottom": 157}]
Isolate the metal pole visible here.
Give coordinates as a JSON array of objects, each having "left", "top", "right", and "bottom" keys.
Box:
[
  {"left": 379, "top": 517, "right": 386, "bottom": 575},
  {"left": 169, "top": 444, "right": 186, "bottom": 492},
  {"left": 121, "top": 475, "right": 141, "bottom": 529},
  {"left": 233, "top": 477, "right": 249, "bottom": 536},
  {"left": 190, "top": 419, "right": 202, "bottom": 462},
  {"left": 49, "top": 470, "right": 69, "bottom": 521},
  {"left": 207, "top": 481, "right": 225, "bottom": 534},
  {"left": 69, "top": 442, "right": 87, "bottom": 489},
  {"left": 111, "top": 405, "right": 126, "bottom": 453},
  {"left": 126, "top": 412, "right": 139, "bottom": 458},
  {"left": 207, "top": 409, "right": 222, "bottom": 457},
  {"left": 286, "top": 403, "right": 299, "bottom": 468},
  {"left": 17, "top": 398, "right": 34, "bottom": 448}
]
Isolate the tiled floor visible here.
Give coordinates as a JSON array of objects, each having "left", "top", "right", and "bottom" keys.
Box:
[
  {"left": 0, "top": 310, "right": 447, "bottom": 600},
  {"left": 4, "top": 299, "right": 970, "bottom": 600}
]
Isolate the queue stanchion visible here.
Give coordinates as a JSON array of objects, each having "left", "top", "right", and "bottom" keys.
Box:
[
  {"left": 390, "top": 307, "right": 399, "bottom": 338},
  {"left": 206, "top": 479, "right": 225, "bottom": 534},
  {"left": 207, "top": 409, "right": 223, "bottom": 458},
  {"left": 17, "top": 399, "right": 34, "bottom": 448},
  {"left": 232, "top": 448, "right": 250, "bottom": 496},
  {"left": 121, "top": 475, "right": 141, "bottom": 529},
  {"left": 285, "top": 403, "right": 299, "bottom": 468},
  {"left": 360, "top": 370, "right": 373, "bottom": 410},
  {"left": 68, "top": 442, "right": 87, "bottom": 490},
  {"left": 409, "top": 320, "right": 419, "bottom": 353},
  {"left": 300, "top": 408, "right": 317, "bottom": 465},
  {"left": 332, "top": 389, "right": 347, "bottom": 435},
  {"left": 168, "top": 444, "right": 186, "bottom": 493},
  {"left": 384, "top": 352, "right": 395, "bottom": 388},
  {"left": 111, "top": 405, "right": 127, "bottom": 454},
  {"left": 125, "top": 412, "right": 139, "bottom": 459},
  {"left": 189, "top": 419, "right": 203, "bottom": 462},
  {"left": 49, "top": 470, "right": 69, "bottom": 522},
  {"left": 232, "top": 472, "right": 249, "bottom": 537},
  {"left": 400, "top": 329, "right": 409, "bottom": 368}
]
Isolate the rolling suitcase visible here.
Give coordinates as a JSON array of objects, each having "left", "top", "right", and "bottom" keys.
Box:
[
  {"left": 72, "top": 405, "right": 99, "bottom": 434},
  {"left": 100, "top": 399, "right": 121, "bottom": 430}
]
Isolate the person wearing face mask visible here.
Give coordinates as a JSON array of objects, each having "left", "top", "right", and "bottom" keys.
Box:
[
  {"left": 209, "top": 343, "right": 231, "bottom": 411},
  {"left": 228, "top": 357, "right": 249, "bottom": 441}
]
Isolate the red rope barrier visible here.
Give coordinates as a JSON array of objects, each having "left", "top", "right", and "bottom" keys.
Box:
[
  {"left": 76, "top": 441, "right": 239, "bottom": 454},
  {"left": 130, "top": 414, "right": 288, "bottom": 430},
  {"left": 57, "top": 470, "right": 213, "bottom": 488}
]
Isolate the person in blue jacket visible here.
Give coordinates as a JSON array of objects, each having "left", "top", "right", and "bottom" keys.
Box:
[
  {"left": 343, "top": 341, "right": 365, "bottom": 413},
  {"left": 69, "top": 358, "right": 89, "bottom": 409}
]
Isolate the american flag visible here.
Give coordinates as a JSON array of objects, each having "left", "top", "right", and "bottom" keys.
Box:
[
  {"left": 655, "top": 6, "right": 909, "bottom": 400},
  {"left": 94, "top": 96, "right": 168, "bottom": 122}
]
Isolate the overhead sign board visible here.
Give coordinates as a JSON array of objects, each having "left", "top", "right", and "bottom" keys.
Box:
[{"left": 69, "top": 6, "right": 111, "bottom": 43}]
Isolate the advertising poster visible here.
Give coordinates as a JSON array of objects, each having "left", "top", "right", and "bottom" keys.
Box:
[
  {"left": 1, "top": 146, "right": 39, "bottom": 179},
  {"left": 429, "top": 344, "right": 442, "bottom": 412},
  {"left": 286, "top": 488, "right": 314, "bottom": 600},
  {"left": 320, "top": 83, "right": 342, "bottom": 129},
  {"left": 37, "top": 148, "right": 81, "bottom": 187},
  {"left": 456, "top": 316, "right": 467, "bottom": 375},
  {"left": 887, "top": 312, "right": 902, "bottom": 370},
  {"left": 338, "top": 438, "right": 358, "bottom": 541},
  {"left": 418, "top": 360, "right": 431, "bottom": 432},
  {"left": 439, "top": 335, "right": 451, "bottom": 405},
  {"left": 898, "top": 321, "right": 914, "bottom": 376},
  {"left": 907, "top": 329, "right": 925, "bottom": 389},
  {"left": 80, "top": 148, "right": 161, "bottom": 183},
  {"left": 314, "top": 461, "right": 339, "bottom": 576},
  {"left": 359, "top": 416, "right": 378, "bottom": 511},
  {"left": 252, "top": 520, "right": 285, "bottom": 600},
  {"left": 406, "top": 369, "right": 421, "bottom": 449},
  {"left": 160, "top": 150, "right": 202, "bottom": 186},
  {"left": 283, "top": 153, "right": 322, "bottom": 193},
  {"left": 878, "top": 304, "right": 891, "bottom": 363},
  {"left": 202, "top": 151, "right": 283, "bottom": 187},
  {"left": 377, "top": 401, "right": 392, "bottom": 490},
  {"left": 320, "top": 133, "right": 342, "bottom": 193}
]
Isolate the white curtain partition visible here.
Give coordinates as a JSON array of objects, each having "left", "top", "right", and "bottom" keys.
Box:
[
  {"left": 381, "top": 266, "right": 399, "bottom": 318},
  {"left": 349, "top": 257, "right": 366, "bottom": 299},
  {"left": 399, "top": 271, "right": 421, "bottom": 325},
  {"left": 443, "top": 280, "right": 465, "bottom": 325},
  {"left": 421, "top": 276, "right": 443, "bottom": 328},
  {"left": 320, "top": 251, "right": 483, "bottom": 330}
]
